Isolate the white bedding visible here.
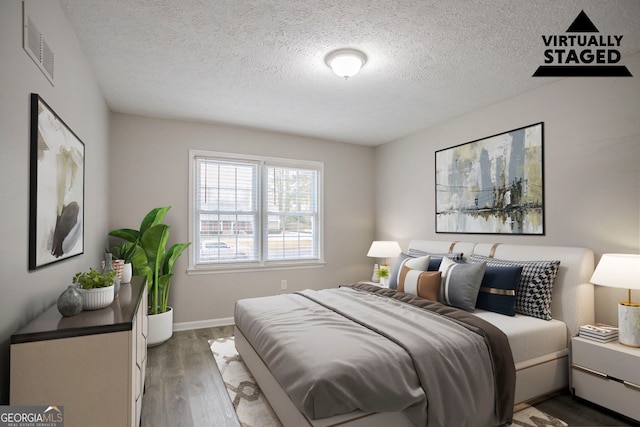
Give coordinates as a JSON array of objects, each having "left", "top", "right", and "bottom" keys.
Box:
[{"left": 474, "top": 309, "right": 567, "bottom": 365}]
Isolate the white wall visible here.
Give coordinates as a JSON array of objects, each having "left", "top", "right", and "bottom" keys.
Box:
[
  {"left": 376, "top": 52, "right": 640, "bottom": 325},
  {"left": 109, "top": 113, "right": 376, "bottom": 324},
  {"left": 0, "top": 0, "right": 110, "bottom": 403}
]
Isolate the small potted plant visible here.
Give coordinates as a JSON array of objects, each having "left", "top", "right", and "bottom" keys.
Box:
[
  {"left": 73, "top": 268, "right": 116, "bottom": 310},
  {"left": 377, "top": 267, "right": 390, "bottom": 287},
  {"left": 111, "top": 241, "right": 138, "bottom": 283}
]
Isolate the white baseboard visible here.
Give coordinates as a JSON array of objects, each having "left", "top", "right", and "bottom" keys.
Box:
[{"left": 173, "top": 317, "right": 234, "bottom": 331}]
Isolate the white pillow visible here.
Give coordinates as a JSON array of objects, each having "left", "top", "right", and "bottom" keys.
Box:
[{"left": 404, "top": 255, "right": 430, "bottom": 271}]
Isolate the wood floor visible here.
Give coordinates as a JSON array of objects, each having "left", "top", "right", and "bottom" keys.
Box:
[
  {"left": 141, "top": 327, "right": 639, "bottom": 427},
  {"left": 141, "top": 326, "right": 239, "bottom": 427}
]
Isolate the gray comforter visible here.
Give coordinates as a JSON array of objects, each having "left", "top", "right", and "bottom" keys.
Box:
[{"left": 234, "top": 284, "right": 515, "bottom": 427}]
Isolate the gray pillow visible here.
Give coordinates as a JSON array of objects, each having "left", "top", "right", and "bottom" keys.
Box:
[
  {"left": 388, "top": 252, "right": 413, "bottom": 290},
  {"left": 438, "top": 257, "right": 486, "bottom": 312}
]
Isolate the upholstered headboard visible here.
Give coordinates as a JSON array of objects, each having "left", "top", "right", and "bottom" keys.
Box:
[{"left": 408, "top": 240, "right": 595, "bottom": 337}]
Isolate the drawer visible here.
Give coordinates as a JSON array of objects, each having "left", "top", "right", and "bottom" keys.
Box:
[
  {"left": 572, "top": 368, "right": 640, "bottom": 421},
  {"left": 572, "top": 338, "right": 640, "bottom": 385}
]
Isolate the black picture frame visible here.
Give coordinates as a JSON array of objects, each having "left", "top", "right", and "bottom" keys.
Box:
[
  {"left": 435, "top": 122, "right": 544, "bottom": 235},
  {"left": 29, "top": 94, "right": 85, "bottom": 270}
]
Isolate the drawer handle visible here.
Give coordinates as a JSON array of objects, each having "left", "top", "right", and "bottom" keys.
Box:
[
  {"left": 571, "top": 364, "right": 607, "bottom": 379},
  {"left": 573, "top": 364, "right": 640, "bottom": 391}
]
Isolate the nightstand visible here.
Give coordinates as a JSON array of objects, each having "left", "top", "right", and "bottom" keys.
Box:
[{"left": 570, "top": 336, "right": 640, "bottom": 422}]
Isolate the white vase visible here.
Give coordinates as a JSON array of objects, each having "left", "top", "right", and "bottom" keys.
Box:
[
  {"left": 147, "top": 306, "right": 173, "bottom": 347},
  {"left": 371, "top": 264, "right": 380, "bottom": 283},
  {"left": 78, "top": 285, "right": 114, "bottom": 310},
  {"left": 121, "top": 263, "right": 133, "bottom": 284},
  {"left": 618, "top": 303, "right": 640, "bottom": 347}
]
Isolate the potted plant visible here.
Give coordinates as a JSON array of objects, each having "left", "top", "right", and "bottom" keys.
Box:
[
  {"left": 111, "top": 241, "right": 137, "bottom": 283},
  {"left": 109, "top": 206, "right": 191, "bottom": 346},
  {"left": 73, "top": 268, "right": 116, "bottom": 310},
  {"left": 377, "top": 267, "right": 390, "bottom": 287}
]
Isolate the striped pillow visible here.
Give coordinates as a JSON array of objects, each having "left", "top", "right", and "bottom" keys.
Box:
[
  {"left": 388, "top": 253, "right": 430, "bottom": 289},
  {"left": 438, "top": 257, "right": 486, "bottom": 312},
  {"left": 397, "top": 267, "right": 441, "bottom": 301}
]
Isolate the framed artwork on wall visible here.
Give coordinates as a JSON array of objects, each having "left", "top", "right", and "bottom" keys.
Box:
[
  {"left": 29, "top": 93, "right": 85, "bottom": 270},
  {"left": 435, "top": 122, "right": 544, "bottom": 235}
]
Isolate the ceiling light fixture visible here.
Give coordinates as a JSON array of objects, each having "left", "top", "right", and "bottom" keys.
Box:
[{"left": 325, "top": 49, "right": 367, "bottom": 79}]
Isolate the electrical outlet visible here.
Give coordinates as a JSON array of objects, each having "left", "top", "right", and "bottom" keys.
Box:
[{"left": 281, "top": 280, "right": 287, "bottom": 290}]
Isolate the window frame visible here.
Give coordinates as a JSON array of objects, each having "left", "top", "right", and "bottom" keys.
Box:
[{"left": 188, "top": 149, "right": 324, "bottom": 273}]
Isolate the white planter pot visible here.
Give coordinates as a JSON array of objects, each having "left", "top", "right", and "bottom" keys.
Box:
[
  {"left": 78, "top": 285, "right": 114, "bottom": 310},
  {"left": 147, "top": 306, "right": 173, "bottom": 347},
  {"left": 121, "top": 263, "right": 133, "bottom": 284}
]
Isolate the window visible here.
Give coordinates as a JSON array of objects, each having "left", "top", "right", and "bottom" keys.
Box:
[{"left": 189, "top": 150, "right": 323, "bottom": 270}]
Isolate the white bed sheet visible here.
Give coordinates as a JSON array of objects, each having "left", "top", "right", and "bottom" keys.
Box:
[{"left": 473, "top": 309, "right": 568, "bottom": 365}]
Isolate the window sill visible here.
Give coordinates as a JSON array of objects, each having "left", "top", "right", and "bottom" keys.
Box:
[{"left": 187, "top": 261, "right": 326, "bottom": 275}]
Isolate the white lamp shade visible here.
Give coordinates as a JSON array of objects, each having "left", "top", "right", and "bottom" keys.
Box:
[
  {"left": 367, "top": 241, "right": 402, "bottom": 259},
  {"left": 591, "top": 254, "right": 640, "bottom": 347},
  {"left": 326, "top": 49, "right": 366, "bottom": 79},
  {"left": 590, "top": 254, "right": 640, "bottom": 290}
]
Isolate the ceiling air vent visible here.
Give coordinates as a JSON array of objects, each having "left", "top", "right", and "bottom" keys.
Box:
[{"left": 23, "top": 2, "right": 54, "bottom": 85}]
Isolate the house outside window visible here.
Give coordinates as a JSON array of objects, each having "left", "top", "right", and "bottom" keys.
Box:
[{"left": 189, "top": 150, "right": 323, "bottom": 271}]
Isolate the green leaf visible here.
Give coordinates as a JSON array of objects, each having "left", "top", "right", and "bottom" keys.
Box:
[
  {"left": 163, "top": 242, "right": 191, "bottom": 276},
  {"left": 140, "top": 206, "right": 171, "bottom": 236},
  {"left": 108, "top": 228, "right": 139, "bottom": 243},
  {"left": 141, "top": 223, "right": 170, "bottom": 314},
  {"left": 72, "top": 268, "right": 115, "bottom": 289},
  {"left": 141, "top": 224, "right": 169, "bottom": 268},
  {"left": 157, "top": 274, "right": 173, "bottom": 313}
]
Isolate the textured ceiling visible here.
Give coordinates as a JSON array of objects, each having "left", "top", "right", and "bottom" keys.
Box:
[{"left": 59, "top": 0, "right": 640, "bottom": 146}]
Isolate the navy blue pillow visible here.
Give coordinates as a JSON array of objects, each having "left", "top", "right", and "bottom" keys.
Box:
[
  {"left": 428, "top": 257, "right": 443, "bottom": 271},
  {"left": 475, "top": 265, "right": 523, "bottom": 316},
  {"left": 406, "top": 249, "right": 463, "bottom": 271}
]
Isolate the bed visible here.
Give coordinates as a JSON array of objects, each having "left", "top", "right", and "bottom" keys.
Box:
[{"left": 234, "top": 240, "right": 595, "bottom": 426}]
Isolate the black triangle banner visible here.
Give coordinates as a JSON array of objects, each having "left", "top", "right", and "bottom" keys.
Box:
[{"left": 566, "top": 10, "right": 599, "bottom": 33}]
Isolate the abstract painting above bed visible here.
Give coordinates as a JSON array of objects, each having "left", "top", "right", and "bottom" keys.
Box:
[{"left": 435, "top": 122, "right": 545, "bottom": 235}]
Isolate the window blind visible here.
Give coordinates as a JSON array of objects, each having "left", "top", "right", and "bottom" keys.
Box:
[{"left": 191, "top": 151, "right": 322, "bottom": 268}]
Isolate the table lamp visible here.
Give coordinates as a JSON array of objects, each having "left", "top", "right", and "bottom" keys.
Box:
[
  {"left": 367, "top": 241, "right": 402, "bottom": 283},
  {"left": 590, "top": 254, "right": 640, "bottom": 347}
]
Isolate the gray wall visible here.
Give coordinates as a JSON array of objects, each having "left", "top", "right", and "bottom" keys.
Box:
[
  {"left": 376, "top": 52, "right": 640, "bottom": 325},
  {"left": 0, "top": 1, "right": 110, "bottom": 403},
  {"left": 108, "top": 113, "right": 376, "bottom": 324}
]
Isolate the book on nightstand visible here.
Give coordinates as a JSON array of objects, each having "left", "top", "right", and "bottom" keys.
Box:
[{"left": 579, "top": 323, "right": 619, "bottom": 342}]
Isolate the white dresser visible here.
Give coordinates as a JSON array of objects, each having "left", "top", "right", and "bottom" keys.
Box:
[
  {"left": 11, "top": 277, "right": 148, "bottom": 427},
  {"left": 571, "top": 336, "right": 640, "bottom": 422}
]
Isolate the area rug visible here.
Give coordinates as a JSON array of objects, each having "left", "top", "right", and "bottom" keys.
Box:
[{"left": 210, "top": 336, "right": 567, "bottom": 427}]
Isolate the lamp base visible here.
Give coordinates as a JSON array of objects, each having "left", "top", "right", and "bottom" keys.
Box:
[{"left": 618, "top": 302, "right": 640, "bottom": 348}]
